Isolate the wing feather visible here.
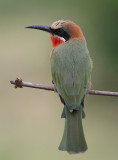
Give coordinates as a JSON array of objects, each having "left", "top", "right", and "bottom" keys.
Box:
[{"left": 51, "top": 39, "right": 92, "bottom": 110}]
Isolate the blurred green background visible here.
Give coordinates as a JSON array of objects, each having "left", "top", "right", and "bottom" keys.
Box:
[{"left": 0, "top": 0, "right": 118, "bottom": 159}]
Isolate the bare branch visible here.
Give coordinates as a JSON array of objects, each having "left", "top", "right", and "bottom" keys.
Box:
[
  {"left": 10, "top": 78, "right": 54, "bottom": 91},
  {"left": 87, "top": 90, "right": 118, "bottom": 97},
  {"left": 10, "top": 78, "right": 118, "bottom": 97}
]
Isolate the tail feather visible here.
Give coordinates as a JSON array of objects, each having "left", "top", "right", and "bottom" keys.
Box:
[{"left": 59, "top": 106, "right": 87, "bottom": 154}]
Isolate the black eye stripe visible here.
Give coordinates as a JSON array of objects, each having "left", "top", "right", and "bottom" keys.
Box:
[
  {"left": 52, "top": 28, "right": 70, "bottom": 41},
  {"left": 55, "top": 28, "right": 64, "bottom": 35}
]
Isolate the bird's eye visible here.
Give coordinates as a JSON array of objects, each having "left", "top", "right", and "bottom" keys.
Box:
[
  {"left": 52, "top": 28, "right": 70, "bottom": 41},
  {"left": 55, "top": 28, "right": 64, "bottom": 35}
]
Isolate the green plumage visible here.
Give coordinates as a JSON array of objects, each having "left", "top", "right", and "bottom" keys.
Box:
[
  {"left": 59, "top": 106, "right": 87, "bottom": 153},
  {"left": 51, "top": 39, "right": 92, "bottom": 153}
]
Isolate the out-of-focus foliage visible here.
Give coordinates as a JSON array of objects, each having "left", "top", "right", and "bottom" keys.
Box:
[{"left": 0, "top": 0, "right": 118, "bottom": 160}]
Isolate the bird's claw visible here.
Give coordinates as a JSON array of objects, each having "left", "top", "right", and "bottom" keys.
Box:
[{"left": 52, "top": 80, "right": 54, "bottom": 84}]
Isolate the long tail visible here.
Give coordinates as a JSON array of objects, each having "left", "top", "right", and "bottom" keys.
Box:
[{"left": 59, "top": 106, "right": 87, "bottom": 154}]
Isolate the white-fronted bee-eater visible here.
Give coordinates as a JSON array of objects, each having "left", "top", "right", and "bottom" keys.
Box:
[{"left": 26, "top": 20, "right": 92, "bottom": 154}]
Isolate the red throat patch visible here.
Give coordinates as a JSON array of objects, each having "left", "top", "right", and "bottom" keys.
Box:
[{"left": 50, "top": 36, "right": 64, "bottom": 48}]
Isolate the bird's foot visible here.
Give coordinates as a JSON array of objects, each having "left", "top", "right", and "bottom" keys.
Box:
[
  {"left": 52, "top": 80, "right": 54, "bottom": 84},
  {"left": 52, "top": 80, "right": 57, "bottom": 92}
]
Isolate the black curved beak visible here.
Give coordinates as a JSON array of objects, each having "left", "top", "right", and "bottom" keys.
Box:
[{"left": 25, "top": 25, "right": 53, "bottom": 34}]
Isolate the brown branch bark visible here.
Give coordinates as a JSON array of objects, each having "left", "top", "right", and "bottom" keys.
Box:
[{"left": 10, "top": 78, "right": 118, "bottom": 97}]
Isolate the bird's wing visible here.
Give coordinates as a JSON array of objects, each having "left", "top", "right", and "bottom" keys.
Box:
[{"left": 51, "top": 39, "right": 92, "bottom": 110}]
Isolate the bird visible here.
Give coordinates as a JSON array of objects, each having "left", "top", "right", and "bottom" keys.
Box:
[{"left": 26, "top": 20, "right": 92, "bottom": 154}]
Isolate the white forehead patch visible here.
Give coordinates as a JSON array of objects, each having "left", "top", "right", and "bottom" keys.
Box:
[{"left": 51, "top": 20, "right": 66, "bottom": 29}]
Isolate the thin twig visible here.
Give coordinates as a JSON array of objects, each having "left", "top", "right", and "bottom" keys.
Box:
[
  {"left": 87, "top": 90, "right": 118, "bottom": 97},
  {"left": 10, "top": 78, "right": 118, "bottom": 97}
]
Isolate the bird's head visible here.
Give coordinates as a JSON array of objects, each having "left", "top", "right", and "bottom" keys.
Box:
[{"left": 26, "top": 20, "right": 84, "bottom": 48}]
